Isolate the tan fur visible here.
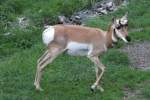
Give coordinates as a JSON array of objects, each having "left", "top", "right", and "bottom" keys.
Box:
[
  {"left": 34, "top": 24, "right": 113, "bottom": 91},
  {"left": 51, "top": 25, "right": 110, "bottom": 56},
  {"left": 34, "top": 14, "right": 128, "bottom": 92}
]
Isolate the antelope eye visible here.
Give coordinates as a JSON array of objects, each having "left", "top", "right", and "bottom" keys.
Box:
[
  {"left": 125, "top": 24, "right": 128, "bottom": 26},
  {"left": 116, "top": 26, "right": 121, "bottom": 29}
]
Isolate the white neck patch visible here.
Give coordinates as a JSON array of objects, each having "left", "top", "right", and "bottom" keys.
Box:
[
  {"left": 115, "top": 29, "right": 128, "bottom": 43},
  {"left": 112, "top": 29, "right": 118, "bottom": 42},
  {"left": 111, "top": 26, "right": 117, "bottom": 42}
]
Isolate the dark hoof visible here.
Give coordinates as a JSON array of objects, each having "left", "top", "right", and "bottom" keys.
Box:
[{"left": 90, "top": 86, "right": 96, "bottom": 92}]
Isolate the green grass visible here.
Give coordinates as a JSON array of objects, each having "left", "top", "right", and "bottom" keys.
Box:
[
  {"left": 0, "top": 0, "right": 150, "bottom": 100},
  {"left": 0, "top": 44, "right": 150, "bottom": 100}
]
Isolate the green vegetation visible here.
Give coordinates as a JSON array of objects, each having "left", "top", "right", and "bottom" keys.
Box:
[
  {"left": 0, "top": 0, "right": 100, "bottom": 57},
  {"left": 85, "top": 0, "right": 150, "bottom": 41},
  {"left": 0, "top": 0, "right": 150, "bottom": 100}
]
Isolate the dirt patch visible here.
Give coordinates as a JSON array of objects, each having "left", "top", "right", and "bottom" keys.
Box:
[
  {"left": 121, "top": 41, "right": 150, "bottom": 70},
  {"left": 123, "top": 80, "right": 150, "bottom": 100},
  {"left": 123, "top": 87, "right": 141, "bottom": 100}
]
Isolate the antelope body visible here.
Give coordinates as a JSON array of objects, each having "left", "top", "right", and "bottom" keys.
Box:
[
  {"left": 43, "top": 25, "right": 107, "bottom": 56},
  {"left": 34, "top": 13, "right": 129, "bottom": 92}
]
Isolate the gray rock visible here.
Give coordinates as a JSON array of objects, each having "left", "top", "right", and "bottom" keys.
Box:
[
  {"left": 100, "top": 9, "right": 108, "bottom": 14},
  {"left": 75, "top": 16, "right": 81, "bottom": 20},
  {"left": 96, "top": 7, "right": 104, "bottom": 13},
  {"left": 106, "top": 2, "right": 113, "bottom": 8},
  {"left": 57, "top": 0, "right": 126, "bottom": 25},
  {"left": 17, "top": 17, "right": 29, "bottom": 28}
]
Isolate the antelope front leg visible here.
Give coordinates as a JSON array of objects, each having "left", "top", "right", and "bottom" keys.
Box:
[
  {"left": 91, "top": 65, "right": 105, "bottom": 92},
  {"left": 94, "top": 67, "right": 104, "bottom": 91},
  {"left": 88, "top": 56, "right": 105, "bottom": 92}
]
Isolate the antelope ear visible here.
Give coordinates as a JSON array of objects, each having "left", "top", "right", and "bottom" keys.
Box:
[
  {"left": 122, "top": 12, "right": 128, "bottom": 20},
  {"left": 120, "top": 12, "right": 128, "bottom": 25}
]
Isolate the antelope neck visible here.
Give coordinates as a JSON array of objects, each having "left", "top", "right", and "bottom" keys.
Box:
[{"left": 106, "top": 24, "right": 114, "bottom": 48}]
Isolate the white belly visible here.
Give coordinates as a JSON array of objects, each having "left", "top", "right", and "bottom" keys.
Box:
[{"left": 66, "top": 42, "right": 93, "bottom": 56}]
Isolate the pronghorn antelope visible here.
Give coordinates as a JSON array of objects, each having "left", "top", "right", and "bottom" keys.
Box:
[{"left": 34, "top": 13, "right": 130, "bottom": 92}]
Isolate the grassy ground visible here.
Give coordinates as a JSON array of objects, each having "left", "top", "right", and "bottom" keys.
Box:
[
  {"left": 0, "top": 45, "right": 150, "bottom": 100},
  {"left": 0, "top": 0, "right": 150, "bottom": 100}
]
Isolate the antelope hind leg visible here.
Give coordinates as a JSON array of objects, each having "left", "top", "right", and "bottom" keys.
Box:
[{"left": 34, "top": 46, "right": 65, "bottom": 91}]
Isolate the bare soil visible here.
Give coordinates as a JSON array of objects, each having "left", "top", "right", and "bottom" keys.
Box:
[
  {"left": 121, "top": 41, "right": 150, "bottom": 70},
  {"left": 123, "top": 87, "right": 141, "bottom": 100},
  {"left": 123, "top": 80, "right": 150, "bottom": 100}
]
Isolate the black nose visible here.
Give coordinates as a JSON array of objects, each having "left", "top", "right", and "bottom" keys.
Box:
[{"left": 126, "top": 36, "right": 131, "bottom": 42}]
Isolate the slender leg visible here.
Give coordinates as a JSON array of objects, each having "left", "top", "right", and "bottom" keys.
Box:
[
  {"left": 95, "top": 67, "right": 101, "bottom": 80},
  {"left": 34, "top": 53, "right": 52, "bottom": 91},
  {"left": 35, "top": 53, "right": 55, "bottom": 91},
  {"left": 88, "top": 56, "right": 105, "bottom": 92},
  {"left": 34, "top": 46, "right": 65, "bottom": 91},
  {"left": 37, "top": 50, "right": 49, "bottom": 63},
  {"left": 94, "top": 66, "right": 104, "bottom": 91},
  {"left": 34, "top": 51, "right": 51, "bottom": 89},
  {"left": 34, "top": 50, "right": 49, "bottom": 85}
]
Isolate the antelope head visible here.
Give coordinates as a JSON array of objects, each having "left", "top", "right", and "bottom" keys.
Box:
[{"left": 112, "top": 12, "right": 131, "bottom": 43}]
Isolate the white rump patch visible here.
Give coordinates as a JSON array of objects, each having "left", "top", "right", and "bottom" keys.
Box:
[
  {"left": 42, "top": 26, "right": 55, "bottom": 45},
  {"left": 66, "top": 41, "right": 93, "bottom": 56}
]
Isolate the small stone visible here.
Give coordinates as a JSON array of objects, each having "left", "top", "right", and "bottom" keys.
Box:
[
  {"left": 58, "top": 16, "right": 66, "bottom": 24},
  {"left": 75, "top": 16, "right": 81, "bottom": 20},
  {"left": 4, "top": 32, "right": 11, "bottom": 36},
  {"left": 96, "top": 7, "right": 104, "bottom": 13},
  {"left": 17, "top": 17, "right": 29, "bottom": 28},
  {"left": 100, "top": 9, "right": 108, "bottom": 14},
  {"left": 106, "top": 2, "right": 113, "bottom": 8}
]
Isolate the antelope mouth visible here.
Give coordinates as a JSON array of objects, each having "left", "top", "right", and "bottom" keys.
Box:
[
  {"left": 126, "top": 36, "right": 131, "bottom": 42},
  {"left": 121, "top": 36, "right": 131, "bottom": 43}
]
